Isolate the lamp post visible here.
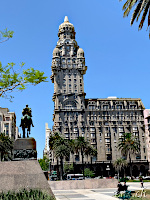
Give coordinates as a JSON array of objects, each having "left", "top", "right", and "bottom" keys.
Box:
[{"left": 106, "top": 164, "right": 110, "bottom": 177}]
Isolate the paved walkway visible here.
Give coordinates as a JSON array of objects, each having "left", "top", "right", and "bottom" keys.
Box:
[
  {"left": 52, "top": 188, "right": 117, "bottom": 200},
  {"left": 52, "top": 182, "right": 150, "bottom": 200}
]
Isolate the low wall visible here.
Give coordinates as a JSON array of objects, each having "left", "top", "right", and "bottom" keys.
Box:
[{"left": 49, "top": 178, "right": 117, "bottom": 190}]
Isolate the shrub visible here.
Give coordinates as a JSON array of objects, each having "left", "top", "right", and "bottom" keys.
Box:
[
  {"left": 0, "top": 188, "right": 55, "bottom": 200},
  {"left": 84, "top": 168, "right": 95, "bottom": 178}
]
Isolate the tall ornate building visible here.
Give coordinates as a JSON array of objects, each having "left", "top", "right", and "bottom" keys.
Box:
[{"left": 50, "top": 16, "right": 149, "bottom": 176}]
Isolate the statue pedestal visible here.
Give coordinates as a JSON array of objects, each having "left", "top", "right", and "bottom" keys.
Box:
[{"left": 13, "top": 138, "right": 37, "bottom": 161}]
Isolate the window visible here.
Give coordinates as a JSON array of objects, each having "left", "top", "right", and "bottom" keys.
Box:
[
  {"left": 62, "top": 58, "right": 65, "bottom": 63},
  {"left": 90, "top": 127, "right": 95, "bottom": 132},
  {"left": 117, "top": 105, "right": 122, "bottom": 109},
  {"left": 75, "top": 155, "right": 79, "bottom": 162},
  {"left": 105, "top": 138, "right": 110, "bottom": 143},
  {"left": 103, "top": 105, "right": 108, "bottom": 110}
]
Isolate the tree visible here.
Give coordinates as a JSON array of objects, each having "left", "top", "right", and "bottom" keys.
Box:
[
  {"left": 0, "top": 62, "right": 47, "bottom": 100},
  {"left": 84, "top": 168, "right": 95, "bottom": 178},
  {"left": 0, "top": 133, "right": 13, "bottom": 161},
  {"left": 118, "top": 132, "right": 140, "bottom": 177},
  {"left": 49, "top": 133, "right": 70, "bottom": 180},
  {"left": 64, "top": 162, "right": 74, "bottom": 175},
  {"left": 119, "top": 0, "right": 150, "bottom": 38},
  {"left": 0, "top": 28, "right": 14, "bottom": 43},
  {"left": 53, "top": 137, "right": 70, "bottom": 180},
  {"left": 38, "top": 156, "right": 50, "bottom": 171},
  {"left": 74, "top": 136, "right": 97, "bottom": 178},
  {"left": 113, "top": 158, "right": 127, "bottom": 181},
  {"left": 0, "top": 29, "right": 47, "bottom": 100}
]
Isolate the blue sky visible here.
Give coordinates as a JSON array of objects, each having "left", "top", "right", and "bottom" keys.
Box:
[{"left": 0, "top": 0, "right": 150, "bottom": 159}]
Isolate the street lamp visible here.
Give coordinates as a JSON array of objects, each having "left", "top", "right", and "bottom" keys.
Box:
[{"left": 106, "top": 164, "right": 110, "bottom": 177}]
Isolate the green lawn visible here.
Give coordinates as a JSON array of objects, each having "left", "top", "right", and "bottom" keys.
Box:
[{"left": 127, "top": 180, "right": 150, "bottom": 182}]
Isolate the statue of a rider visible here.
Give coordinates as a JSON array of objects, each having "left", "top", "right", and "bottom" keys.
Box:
[{"left": 20, "top": 105, "right": 34, "bottom": 138}]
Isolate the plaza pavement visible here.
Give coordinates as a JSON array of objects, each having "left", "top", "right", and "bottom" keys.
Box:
[{"left": 51, "top": 182, "right": 150, "bottom": 200}]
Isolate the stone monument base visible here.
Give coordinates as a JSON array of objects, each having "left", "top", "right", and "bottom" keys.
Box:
[
  {"left": 13, "top": 138, "right": 37, "bottom": 160},
  {"left": 0, "top": 160, "right": 54, "bottom": 197}
]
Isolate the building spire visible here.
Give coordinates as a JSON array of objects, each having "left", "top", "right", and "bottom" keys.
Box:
[{"left": 64, "top": 16, "right": 69, "bottom": 23}]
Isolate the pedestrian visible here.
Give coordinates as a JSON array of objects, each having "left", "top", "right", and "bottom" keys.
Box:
[{"left": 140, "top": 177, "right": 144, "bottom": 188}]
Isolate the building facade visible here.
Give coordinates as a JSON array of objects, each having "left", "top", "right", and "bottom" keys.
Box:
[
  {"left": 144, "top": 109, "right": 150, "bottom": 172},
  {"left": 0, "top": 107, "right": 19, "bottom": 141},
  {"left": 50, "top": 16, "right": 149, "bottom": 176}
]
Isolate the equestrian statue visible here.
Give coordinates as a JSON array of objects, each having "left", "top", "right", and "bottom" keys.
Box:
[{"left": 20, "top": 105, "right": 34, "bottom": 138}]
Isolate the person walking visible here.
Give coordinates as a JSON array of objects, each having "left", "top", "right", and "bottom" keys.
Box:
[{"left": 140, "top": 177, "right": 144, "bottom": 188}]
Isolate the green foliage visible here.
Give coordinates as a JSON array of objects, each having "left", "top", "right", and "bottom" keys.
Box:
[
  {"left": 74, "top": 136, "right": 97, "bottom": 164},
  {"left": 84, "top": 168, "right": 95, "bottom": 178},
  {"left": 0, "top": 28, "right": 14, "bottom": 43},
  {"left": 118, "top": 132, "right": 140, "bottom": 176},
  {"left": 38, "top": 156, "right": 50, "bottom": 171},
  {"left": 0, "top": 188, "right": 55, "bottom": 200},
  {"left": 119, "top": 0, "right": 150, "bottom": 38},
  {"left": 118, "top": 133, "right": 140, "bottom": 159},
  {"left": 64, "top": 162, "right": 74, "bottom": 174},
  {"left": 119, "top": 177, "right": 129, "bottom": 182},
  {"left": 113, "top": 158, "right": 127, "bottom": 172},
  {"left": 0, "top": 133, "right": 13, "bottom": 161},
  {"left": 0, "top": 62, "right": 47, "bottom": 100}
]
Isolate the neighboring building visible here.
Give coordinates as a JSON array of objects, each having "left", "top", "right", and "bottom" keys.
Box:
[
  {"left": 144, "top": 109, "right": 150, "bottom": 172},
  {"left": 0, "top": 107, "right": 20, "bottom": 141},
  {"left": 43, "top": 123, "right": 51, "bottom": 159},
  {"left": 49, "top": 16, "right": 149, "bottom": 176}
]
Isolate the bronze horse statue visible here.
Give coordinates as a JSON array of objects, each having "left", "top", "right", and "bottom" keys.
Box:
[{"left": 20, "top": 105, "right": 34, "bottom": 138}]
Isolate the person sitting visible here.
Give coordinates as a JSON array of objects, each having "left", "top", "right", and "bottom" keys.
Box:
[
  {"left": 117, "top": 181, "right": 123, "bottom": 194},
  {"left": 123, "top": 182, "right": 127, "bottom": 191}
]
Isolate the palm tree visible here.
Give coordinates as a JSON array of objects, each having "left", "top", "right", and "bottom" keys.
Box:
[
  {"left": 74, "top": 137, "right": 97, "bottom": 178},
  {"left": 84, "top": 145, "right": 97, "bottom": 164},
  {"left": 54, "top": 143, "right": 70, "bottom": 180},
  {"left": 118, "top": 132, "right": 140, "bottom": 177},
  {"left": 0, "top": 133, "right": 13, "bottom": 161},
  {"left": 49, "top": 132, "right": 62, "bottom": 150},
  {"left": 50, "top": 134, "right": 70, "bottom": 180},
  {"left": 119, "top": 0, "right": 150, "bottom": 37},
  {"left": 113, "top": 158, "right": 127, "bottom": 181}
]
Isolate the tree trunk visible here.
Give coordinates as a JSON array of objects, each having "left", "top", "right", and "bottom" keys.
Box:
[
  {"left": 118, "top": 171, "right": 120, "bottom": 181},
  {"left": 60, "top": 157, "right": 63, "bottom": 180},
  {"left": 81, "top": 150, "right": 85, "bottom": 179},
  {"left": 129, "top": 152, "right": 132, "bottom": 178}
]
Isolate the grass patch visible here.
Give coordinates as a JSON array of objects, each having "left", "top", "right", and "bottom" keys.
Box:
[
  {"left": 0, "top": 188, "right": 55, "bottom": 200},
  {"left": 127, "top": 180, "right": 150, "bottom": 182}
]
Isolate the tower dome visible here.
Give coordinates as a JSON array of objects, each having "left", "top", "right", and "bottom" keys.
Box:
[
  {"left": 58, "top": 16, "right": 75, "bottom": 39},
  {"left": 77, "top": 48, "right": 84, "bottom": 58},
  {"left": 53, "top": 47, "right": 60, "bottom": 57}
]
